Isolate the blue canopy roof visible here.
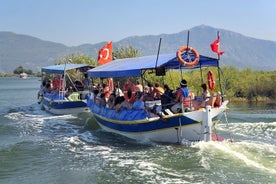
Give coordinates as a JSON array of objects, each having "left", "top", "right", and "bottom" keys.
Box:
[
  {"left": 42, "top": 64, "right": 92, "bottom": 74},
  {"left": 87, "top": 53, "right": 219, "bottom": 78}
]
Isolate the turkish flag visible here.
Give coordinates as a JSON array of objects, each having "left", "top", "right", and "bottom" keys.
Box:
[
  {"left": 210, "top": 37, "right": 224, "bottom": 55},
  {"left": 98, "top": 41, "right": 112, "bottom": 65}
]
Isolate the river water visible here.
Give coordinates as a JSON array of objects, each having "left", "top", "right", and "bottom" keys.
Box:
[{"left": 0, "top": 77, "right": 275, "bottom": 184}]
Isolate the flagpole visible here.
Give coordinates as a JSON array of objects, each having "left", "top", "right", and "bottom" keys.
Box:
[
  {"left": 217, "top": 31, "right": 220, "bottom": 60},
  {"left": 216, "top": 31, "right": 224, "bottom": 101},
  {"left": 155, "top": 38, "right": 162, "bottom": 68},
  {"left": 180, "top": 31, "right": 190, "bottom": 79},
  {"left": 186, "top": 30, "right": 190, "bottom": 48}
]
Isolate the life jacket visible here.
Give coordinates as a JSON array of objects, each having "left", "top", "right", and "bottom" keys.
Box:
[{"left": 180, "top": 87, "right": 191, "bottom": 107}]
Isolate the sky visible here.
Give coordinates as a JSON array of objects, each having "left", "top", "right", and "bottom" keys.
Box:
[{"left": 1, "top": 0, "right": 276, "bottom": 46}]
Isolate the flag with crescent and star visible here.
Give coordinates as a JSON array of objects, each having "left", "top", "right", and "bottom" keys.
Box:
[
  {"left": 98, "top": 41, "right": 112, "bottom": 65},
  {"left": 210, "top": 37, "right": 224, "bottom": 55}
]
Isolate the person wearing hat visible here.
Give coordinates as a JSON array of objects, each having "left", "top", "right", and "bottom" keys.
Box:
[{"left": 171, "top": 79, "right": 193, "bottom": 113}]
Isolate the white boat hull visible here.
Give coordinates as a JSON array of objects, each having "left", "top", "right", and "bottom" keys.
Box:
[{"left": 90, "top": 101, "right": 228, "bottom": 143}]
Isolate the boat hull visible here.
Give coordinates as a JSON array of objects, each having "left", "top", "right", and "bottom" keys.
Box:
[
  {"left": 89, "top": 100, "right": 228, "bottom": 143},
  {"left": 41, "top": 97, "right": 90, "bottom": 115}
]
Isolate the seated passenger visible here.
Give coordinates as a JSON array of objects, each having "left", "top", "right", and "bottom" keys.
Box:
[
  {"left": 152, "top": 82, "right": 164, "bottom": 100},
  {"left": 212, "top": 91, "right": 222, "bottom": 107},
  {"left": 114, "top": 84, "right": 124, "bottom": 97},
  {"left": 161, "top": 84, "right": 174, "bottom": 109},
  {"left": 171, "top": 79, "right": 193, "bottom": 113},
  {"left": 75, "top": 80, "right": 84, "bottom": 91},
  {"left": 193, "top": 83, "right": 211, "bottom": 110},
  {"left": 65, "top": 86, "right": 74, "bottom": 97},
  {"left": 107, "top": 93, "right": 116, "bottom": 109},
  {"left": 44, "top": 83, "right": 52, "bottom": 94},
  {"left": 143, "top": 86, "right": 154, "bottom": 101},
  {"left": 99, "top": 93, "right": 107, "bottom": 107},
  {"left": 135, "top": 81, "right": 143, "bottom": 92},
  {"left": 115, "top": 91, "right": 132, "bottom": 112},
  {"left": 68, "top": 92, "right": 80, "bottom": 101},
  {"left": 132, "top": 92, "right": 145, "bottom": 110},
  {"left": 90, "top": 89, "right": 99, "bottom": 103}
]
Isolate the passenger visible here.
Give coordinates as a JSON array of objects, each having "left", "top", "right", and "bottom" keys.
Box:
[
  {"left": 75, "top": 80, "right": 84, "bottom": 91},
  {"left": 171, "top": 79, "right": 193, "bottom": 113},
  {"left": 143, "top": 86, "right": 154, "bottom": 101},
  {"left": 161, "top": 84, "right": 174, "bottom": 109},
  {"left": 102, "top": 83, "right": 111, "bottom": 101},
  {"left": 114, "top": 96, "right": 125, "bottom": 106},
  {"left": 68, "top": 92, "right": 80, "bottom": 101},
  {"left": 99, "top": 93, "right": 107, "bottom": 107},
  {"left": 132, "top": 92, "right": 145, "bottom": 110},
  {"left": 82, "top": 73, "right": 91, "bottom": 91},
  {"left": 95, "top": 89, "right": 103, "bottom": 105},
  {"left": 39, "top": 80, "right": 47, "bottom": 96},
  {"left": 115, "top": 91, "right": 133, "bottom": 112},
  {"left": 152, "top": 82, "right": 165, "bottom": 100},
  {"left": 107, "top": 93, "right": 116, "bottom": 109},
  {"left": 52, "top": 75, "right": 60, "bottom": 90},
  {"left": 135, "top": 81, "right": 143, "bottom": 92},
  {"left": 114, "top": 84, "right": 124, "bottom": 97},
  {"left": 65, "top": 86, "right": 74, "bottom": 97},
  {"left": 163, "top": 84, "right": 173, "bottom": 97},
  {"left": 212, "top": 91, "right": 222, "bottom": 107},
  {"left": 193, "top": 83, "right": 211, "bottom": 110},
  {"left": 89, "top": 89, "right": 99, "bottom": 103},
  {"left": 147, "top": 82, "right": 154, "bottom": 94},
  {"left": 44, "top": 82, "right": 52, "bottom": 94},
  {"left": 91, "top": 83, "right": 98, "bottom": 92}
]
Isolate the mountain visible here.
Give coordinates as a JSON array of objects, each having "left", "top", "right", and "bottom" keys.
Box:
[{"left": 0, "top": 25, "right": 276, "bottom": 73}]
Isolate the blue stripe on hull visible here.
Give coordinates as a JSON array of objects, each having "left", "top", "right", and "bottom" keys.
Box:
[
  {"left": 42, "top": 99, "right": 87, "bottom": 109},
  {"left": 89, "top": 101, "right": 199, "bottom": 133},
  {"left": 93, "top": 112, "right": 198, "bottom": 133}
]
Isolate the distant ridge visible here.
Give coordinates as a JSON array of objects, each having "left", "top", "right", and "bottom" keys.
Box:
[{"left": 0, "top": 25, "right": 276, "bottom": 73}]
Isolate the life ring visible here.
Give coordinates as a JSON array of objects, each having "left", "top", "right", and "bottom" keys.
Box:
[
  {"left": 176, "top": 46, "right": 200, "bottom": 67},
  {"left": 123, "top": 81, "right": 136, "bottom": 103},
  {"left": 207, "top": 70, "right": 215, "bottom": 91}
]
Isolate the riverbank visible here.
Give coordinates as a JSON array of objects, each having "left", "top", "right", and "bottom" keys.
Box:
[{"left": 228, "top": 97, "right": 275, "bottom": 104}]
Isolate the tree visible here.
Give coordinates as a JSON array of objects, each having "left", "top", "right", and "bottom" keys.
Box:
[
  {"left": 13, "top": 66, "right": 24, "bottom": 74},
  {"left": 13, "top": 66, "right": 32, "bottom": 74},
  {"left": 55, "top": 53, "right": 97, "bottom": 66},
  {"left": 113, "top": 45, "right": 141, "bottom": 59}
]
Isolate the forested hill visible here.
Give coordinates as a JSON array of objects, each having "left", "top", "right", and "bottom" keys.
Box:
[{"left": 1, "top": 25, "right": 276, "bottom": 73}]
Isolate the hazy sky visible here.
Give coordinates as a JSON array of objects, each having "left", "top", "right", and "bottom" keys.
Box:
[{"left": 1, "top": 0, "right": 275, "bottom": 46}]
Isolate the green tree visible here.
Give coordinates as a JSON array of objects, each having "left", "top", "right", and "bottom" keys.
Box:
[
  {"left": 13, "top": 66, "right": 25, "bottom": 74},
  {"left": 55, "top": 53, "right": 97, "bottom": 66},
  {"left": 113, "top": 45, "right": 142, "bottom": 59}
]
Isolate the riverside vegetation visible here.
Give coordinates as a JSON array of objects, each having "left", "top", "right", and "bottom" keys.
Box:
[{"left": 1, "top": 47, "right": 275, "bottom": 103}]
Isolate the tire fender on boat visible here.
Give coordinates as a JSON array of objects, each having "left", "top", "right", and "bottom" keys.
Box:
[
  {"left": 123, "top": 81, "right": 136, "bottom": 103},
  {"left": 176, "top": 46, "right": 200, "bottom": 67},
  {"left": 207, "top": 70, "right": 215, "bottom": 91}
]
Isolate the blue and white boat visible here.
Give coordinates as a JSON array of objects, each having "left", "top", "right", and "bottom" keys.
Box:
[
  {"left": 38, "top": 64, "right": 93, "bottom": 115},
  {"left": 87, "top": 47, "right": 228, "bottom": 143}
]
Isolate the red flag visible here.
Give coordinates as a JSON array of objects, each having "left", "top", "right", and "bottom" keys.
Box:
[
  {"left": 210, "top": 37, "right": 224, "bottom": 55},
  {"left": 98, "top": 41, "right": 112, "bottom": 65}
]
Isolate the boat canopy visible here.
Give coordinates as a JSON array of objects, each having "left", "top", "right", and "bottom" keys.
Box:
[
  {"left": 87, "top": 53, "right": 219, "bottom": 78},
  {"left": 42, "top": 64, "right": 92, "bottom": 74}
]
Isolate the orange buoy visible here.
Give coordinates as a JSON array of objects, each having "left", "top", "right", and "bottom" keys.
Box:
[
  {"left": 176, "top": 46, "right": 200, "bottom": 67},
  {"left": 207, "top": 70, "right": 215, "bottom": 91},
  {"left": 123, "top": 81, "right": 136, "bottom": 103}
]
